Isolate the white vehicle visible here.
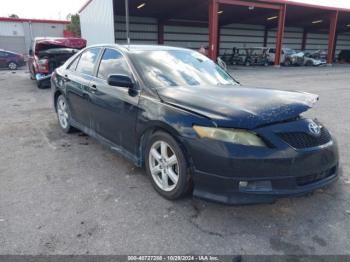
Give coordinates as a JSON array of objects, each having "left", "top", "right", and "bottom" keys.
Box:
[
  {"left": 303, "top": 52, "right": 327, "bottom": 66},
  {"left": 266, "top": 48, "right": 304, "bottom": 66}
]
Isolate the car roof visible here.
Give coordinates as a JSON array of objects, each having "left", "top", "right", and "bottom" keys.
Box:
[{"left": 88, "top": 44, "right": 190, "bottom": 53}]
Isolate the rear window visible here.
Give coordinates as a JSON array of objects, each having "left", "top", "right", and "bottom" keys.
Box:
[{"left": 76, "top": 48, "right": 101, "bottom": 76}]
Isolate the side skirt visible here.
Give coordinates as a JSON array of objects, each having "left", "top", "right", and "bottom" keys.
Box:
[{"left": 70, "top": 119, "right": 142, "bottom": 167}]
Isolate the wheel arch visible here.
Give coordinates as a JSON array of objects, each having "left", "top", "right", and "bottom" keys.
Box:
[{"left": 137, "top": 122, "right": 193, "bottom": 168}]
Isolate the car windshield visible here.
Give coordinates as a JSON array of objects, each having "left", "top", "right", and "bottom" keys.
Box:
[{"left": 129, "top": 50, "right": 238, "bottom": 88}]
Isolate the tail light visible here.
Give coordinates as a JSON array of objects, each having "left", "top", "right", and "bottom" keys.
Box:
[{"left": 37, "top": 58, "right": 49, "bottom": 73}]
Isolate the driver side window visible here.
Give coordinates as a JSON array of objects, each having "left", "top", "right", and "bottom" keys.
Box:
[{"left": 97, "top": 48, "right": 131, "bottom": 81}]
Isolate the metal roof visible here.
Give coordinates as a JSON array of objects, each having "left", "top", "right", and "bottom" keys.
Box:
[
  {"left": 80, "top": 0, "right": 350, "bottom": 32},
  {"left": 0, "top": 17, "right": 69, "bottom": 24}
]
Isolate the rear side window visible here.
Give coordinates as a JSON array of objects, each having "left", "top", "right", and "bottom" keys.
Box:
[
  {"left": 67, "top": 55, "right": 80, "bottom": 71},
  {"left": 76, "top": 48, "right": 101, "bottom": 76},
  {"left": 97, "top": 48, "right": 130, "bottom": 80}
]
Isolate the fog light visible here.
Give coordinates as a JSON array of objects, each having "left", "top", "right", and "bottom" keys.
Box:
[{"left": 239, "top": 180, "right": 272, "bottom": 192}]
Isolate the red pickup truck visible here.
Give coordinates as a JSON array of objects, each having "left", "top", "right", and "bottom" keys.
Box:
[{"left": 28, "top": 37, "right": 86, "bottom": 88}]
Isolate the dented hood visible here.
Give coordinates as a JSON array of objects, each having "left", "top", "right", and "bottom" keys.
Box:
[
  {"left": 35, "top": 38, "right": 86, "bottom": 52},
  {"left": 157, "top": 86, "right": 318, "bottom": 129}
]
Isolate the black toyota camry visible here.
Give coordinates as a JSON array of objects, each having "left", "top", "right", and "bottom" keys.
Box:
[{"left": 51, "top": 44, "right": 339, "bottom": 204}]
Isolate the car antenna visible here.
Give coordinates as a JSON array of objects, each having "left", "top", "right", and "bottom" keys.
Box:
[{"left": 125, "top": 0, "right": 131, "bottom": 50}]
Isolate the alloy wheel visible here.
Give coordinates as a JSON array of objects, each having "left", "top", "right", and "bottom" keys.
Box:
[
  {"left": 8, "top": 62, "right": 17, "bottom": 70},
  {"left": 149, "top": 141, "right": 179, "bottom": 192},
  {"left": 57, "top": 97, "right": 69, "bottom": 129}
]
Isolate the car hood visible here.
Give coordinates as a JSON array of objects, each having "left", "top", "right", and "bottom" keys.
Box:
[{"left": 157, "top": 86, "right": 318, "bottom": 129}]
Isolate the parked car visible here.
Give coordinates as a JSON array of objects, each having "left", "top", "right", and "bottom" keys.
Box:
[
  {"left": 267, "top": 48, "right": 304, "bottom": 66},
  {"left": 311, "top": 50, "right": 328, "bottom": 61},
  {"left": 338, "top": 50, "right": 350, "bottom": 63},
  {"left": 28, "top": 37, "right": 86, "bottom": 88},
  {"left": 51, "top": 45, "right": 339, "bottom": 205},
  {"left": 303, "top": 52, "right": 326, "bottom": 66},
  {"left": 0, "top": 49, "right": 25, "bottom": 70}
]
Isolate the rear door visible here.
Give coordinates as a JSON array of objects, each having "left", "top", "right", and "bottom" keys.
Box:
[
  {"left": 88, "top": 48, "right": 140, "bottom": 154},
  {"left": 64, "top": 47, "right": 102, "bottom": 129}
]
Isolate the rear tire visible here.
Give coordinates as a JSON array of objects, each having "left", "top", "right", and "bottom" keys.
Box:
[
  {"left": 56, "top": 95, "right": 73, "bottom": 133},
  {"left": 145, "top": 131, "right": 192, "bottom": 200}
]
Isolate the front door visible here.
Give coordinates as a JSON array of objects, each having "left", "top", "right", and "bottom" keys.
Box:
[{"left": 88, "top": 48, "right": 140, "bottom": 155}]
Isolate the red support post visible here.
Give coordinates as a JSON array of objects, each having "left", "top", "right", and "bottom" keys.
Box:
[
  {"left": 301, "top": 29, "right": 307, "bottom": 51},
  {"left": 327, "top": 11, "right": 339, "bottom": 65},
  {"left": 158, "top": 21, "right": 164, "bottom": 45},
  {"left": 274, "top": 4, "right": 286, "bottom": 66},
  {"left": 208, "top": 0, "right": 219, "bottom": 61}
]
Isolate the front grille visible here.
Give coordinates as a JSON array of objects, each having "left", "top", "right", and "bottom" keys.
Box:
[
  {"left": 278, "top": 128, "right": 331, "bottom": 149},
  {"left": 296, "top": 166, "right": 336, "bottom": 186}
]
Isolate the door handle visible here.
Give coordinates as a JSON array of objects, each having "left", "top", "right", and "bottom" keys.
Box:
[{"left": 90, "top": 84, "right": 97, "bottom": 91}]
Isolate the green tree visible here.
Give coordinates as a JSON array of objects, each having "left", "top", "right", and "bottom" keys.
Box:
[{"left": 66, "top": 14, "right": 81, "bottom": 37}]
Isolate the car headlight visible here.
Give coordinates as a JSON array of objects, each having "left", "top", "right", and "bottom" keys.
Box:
[{"left": 193, "top": 126, "right": 267, "bottom": 147}]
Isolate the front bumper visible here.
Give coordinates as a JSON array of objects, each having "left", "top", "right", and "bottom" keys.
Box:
[{"left": 185, "top": 119, "right": 339, "bottom": 205}]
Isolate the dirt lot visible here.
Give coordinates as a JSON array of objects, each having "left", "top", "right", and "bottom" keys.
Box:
[{"left": 0, "top": 66, "right": 349, "bottom": 255}]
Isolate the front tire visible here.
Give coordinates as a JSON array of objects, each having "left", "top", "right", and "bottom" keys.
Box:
[
  {"left": 56, "top": 95, "right": 73, "bottom": 133},
  {"left": 145, "top": 131, "right": 192, "bottom": 200}
]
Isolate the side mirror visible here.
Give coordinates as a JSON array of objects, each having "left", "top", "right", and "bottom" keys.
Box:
[
  {"left": 29, "top": 49, "right": 33, "bottom": 56},
  {"left": 107, "top": 74, "right": 134, "bottom": 88}
]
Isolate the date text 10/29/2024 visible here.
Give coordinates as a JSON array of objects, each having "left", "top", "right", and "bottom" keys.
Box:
[{"left": 128, "top": 256, "right": 220, "bottom": 261}]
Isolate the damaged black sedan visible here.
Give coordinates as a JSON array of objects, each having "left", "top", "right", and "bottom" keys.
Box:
[{"left": 51, "top": 45, "right": 339, "bottom": 204}]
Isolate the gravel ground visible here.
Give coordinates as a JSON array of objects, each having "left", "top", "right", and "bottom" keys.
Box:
[{"left": 0, "top": 65, "right": 349, "bottom": 255}]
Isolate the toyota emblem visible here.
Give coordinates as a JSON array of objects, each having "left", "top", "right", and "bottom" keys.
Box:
[{"left": 308, "top": 121, "right": 321, "bottom": 136}]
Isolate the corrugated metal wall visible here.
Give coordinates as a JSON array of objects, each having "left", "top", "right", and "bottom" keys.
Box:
[
  {"left": 267, "top": 27, "right": 303, "bottom": 50},
  {"left": 164, "top": 25, "right": 208, "bottom": 49},
  {"left": 305, "top": 32, "right": 329, "bottom": 52},
  {"left": 115, "top": 16, "right": 158, "bottom": 44},
  {"left": 80, "top": 0, "right": 115, "bottom": 45},
  {"left": 337, "top": 33, "right": 350, "bottom": 54},
  {"left": 220, "top": 23, "right": 265, "bottom": 55}
]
